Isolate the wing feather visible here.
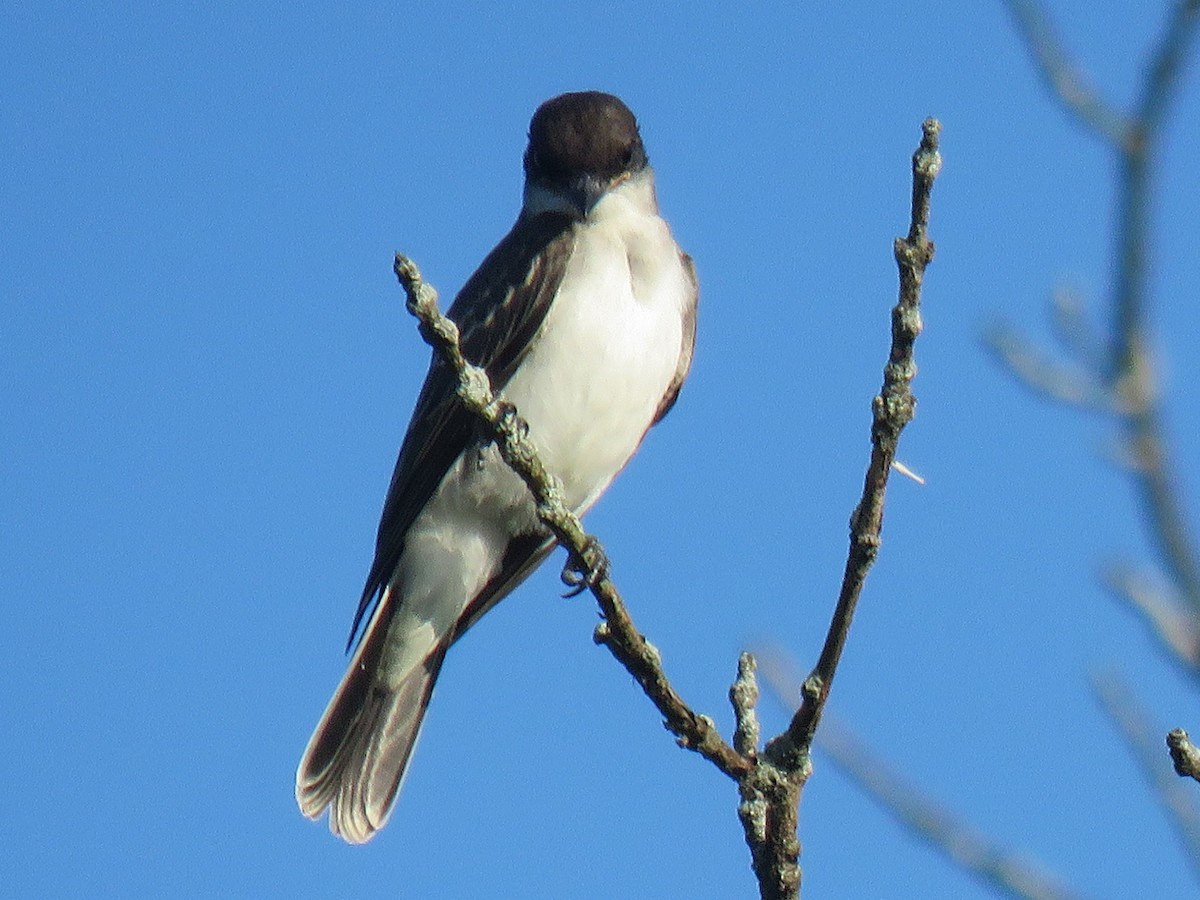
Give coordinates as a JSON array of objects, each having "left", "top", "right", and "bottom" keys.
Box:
[
  {"left": 345, "top": 211, "right": 577, "bottom": 648},
  {"left": 652, "top": 251, "right": 699, "bottom": 425}
]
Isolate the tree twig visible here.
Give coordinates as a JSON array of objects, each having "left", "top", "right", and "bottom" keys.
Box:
[
  {"left": 771, "top": 118, "right": 939, "bottom": 762},
  {"left": 1109, "top": 0, "right": 1200, "bottom": 614},
  {"left": 733, "top": 118, "right": 940, "bottom": 900},
  {"left": 1168, "top": 729, "right": 1200, "bottom": 782},
  {"left": 990, "top": 0, "right": 1200, "bottom": 884},
  {"left": 731, "top": 652, "right": 762, "bottom": 759},
  {"left": 994, "top": 0, "right": 1200, "bottom": 615},
  {"left": 1102, "top": 562, "right": 1200, "bottom": 670},
  {"left": 1048, "top": 287, "right": 1107, "bottom": 374},
  {"left": 983, "top": 322, "right": 1114, "bottom": 412}
]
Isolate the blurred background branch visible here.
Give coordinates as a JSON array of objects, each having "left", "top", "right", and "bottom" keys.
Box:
[
  {"left": 988, "top": 0, "right": 1200, "bottom": 626},
  {"left": 988, "top": 0, "right": 1200, "bottom": 881},
  {"left": 758, "top": 647, "right": 1085, "bottom": 900},
  {"left": 778, "top": 0, "right": 1200, "bottom": 894},
  {"left": 988, "top": 3, "right": 1200, "bottom": 852},
  {"left": 1091, "top": 672, "right": 1200, "bottom": 883}
]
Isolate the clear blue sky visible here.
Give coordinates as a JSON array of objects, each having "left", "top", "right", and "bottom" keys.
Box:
[{"left": 4, "top": 2, "right": 1200, "bottom": 897}]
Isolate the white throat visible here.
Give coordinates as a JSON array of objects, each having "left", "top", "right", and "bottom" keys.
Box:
[{"left": 521, "top": 167, "right": 660, "bottom": 220}]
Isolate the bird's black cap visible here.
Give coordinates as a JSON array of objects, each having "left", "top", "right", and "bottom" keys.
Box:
[{"left": 524, "top": 91, "right": 648, "bottom": 185}]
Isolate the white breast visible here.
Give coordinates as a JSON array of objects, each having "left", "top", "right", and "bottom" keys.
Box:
[
  {"left": 501, "top": 170, "right": 690, "bottom": 513},
  {"left": 383, "top": 170, "right": 690, "bottom": 671}
]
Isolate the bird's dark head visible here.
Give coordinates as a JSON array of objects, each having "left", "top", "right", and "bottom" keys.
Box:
[{"left": 523, "top": 91, "right": 648, "bottom": 218}]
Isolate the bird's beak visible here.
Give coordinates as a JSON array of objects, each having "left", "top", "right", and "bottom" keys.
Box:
[{"left": 570, "top": 172, "right": 627, "bottom": 217}]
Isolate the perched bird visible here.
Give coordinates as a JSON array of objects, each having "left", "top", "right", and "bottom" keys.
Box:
[{"left": 296, "top": 91, "right": 698, "bottom": 843}]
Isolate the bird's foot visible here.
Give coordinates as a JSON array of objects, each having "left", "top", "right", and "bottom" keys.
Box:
[
  {"left": 560, "top": 536, "right": 610, "bottom": 597},
  {"left": 494, "top": 400, "right": 529, "bottom": 439}
]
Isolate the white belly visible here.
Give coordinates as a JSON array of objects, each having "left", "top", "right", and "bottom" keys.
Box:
[
  {"left": 505, "top": 210, "right": 687, "bottom": 512},
  {"left": 381, "top": 179, "right": 690, "bottom": 679}
]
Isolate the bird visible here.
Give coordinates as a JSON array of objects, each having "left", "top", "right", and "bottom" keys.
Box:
[{"left": 296, "top": 90, "right": 698, "bottom": 843}]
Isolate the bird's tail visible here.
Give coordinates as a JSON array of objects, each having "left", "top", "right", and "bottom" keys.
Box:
[{"left": 296, "top": 602, "right": 447, "bottom": 844}]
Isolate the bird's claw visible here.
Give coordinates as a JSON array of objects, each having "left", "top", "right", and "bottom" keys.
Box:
[
  {"left": 495, "top": 401, "right": 529, "bottom": 439},
  {"left": 560, "top": 536, "right": 609, "bottom": 597}
]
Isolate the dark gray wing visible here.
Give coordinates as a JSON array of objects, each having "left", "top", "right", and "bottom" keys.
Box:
[
  {"left": 652, "top": 250, "right": 698, "bottom": 425},
  {"left": 345, "top": 211, "right": 577, "bottom": 648}
]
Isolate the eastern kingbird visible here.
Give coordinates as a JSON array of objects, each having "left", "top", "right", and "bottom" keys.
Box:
[{"left": 296, "top": 91, "right": 698, "bottom": 843}]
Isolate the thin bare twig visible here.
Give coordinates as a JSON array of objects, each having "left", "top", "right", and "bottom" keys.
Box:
[
  {"left": 995, "top": 0, "right": 1200, "bottom": 617},
  {"left": 732, "top": 118, "right": 940, "bottom": 900},
  {"left": 984, "top": 323, "right": 1114, "bottom": 412},
  {"left": 1110, "top": 0, "right": 1200, "bottom": 614},
  {"left": 994, "top": 0, "right": 1200, "bottom": 873},
  {"left": 820, "top": 722, "right": 1087, "bottom": 900},
  {"left": 773, "top": 118, "right": 939, "bottom": 760},
  {"left": 1049, "top": 287, "right": 1107, "bottom": 374}
]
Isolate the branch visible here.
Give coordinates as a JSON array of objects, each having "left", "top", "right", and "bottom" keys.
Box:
[
  {"left": 983, "top": 322, "right": 1114, "bottom": 412},
  {"left": 770, "top": 117, "right": 939, "bottom": 762},
  {"left": 1048, "top": 287, "right": 1108, "bottom": 374},
  {"left": 731, "top": 652, "right": 762, "bottom": 759},
  {"left": 1110, "top": 0, "right": 1200, "bottom": 614},
  {"left": 820, "top": 723, "right": 1085, "bottom": 900},
  {"left": 1000, "top": 0, "right": 1133, "bottom": 146},
  {"left": 985, "top": 287, "right": 1113, "bottom": 411},
  {"left": 733, "top": 118, "right": 940, "bottom": 900},
  {"left": 994, "top": 0, "right": 1200, "bottom": 617},
  {"left": 989, "top": 3, "right": 1200, "bottom": 888},
  {"left": 393, "top": 254, "right": 750, "bottom": 780},
  {"left": 1136, "top": 0, "right": 1200, "bottom": 141},
  {"left": 1169, "top": 729, "right": 1200, "bottom": 783}
]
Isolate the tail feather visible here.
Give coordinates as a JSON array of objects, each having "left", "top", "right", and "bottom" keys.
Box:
[
  {"left": 298, "top": 535, "right": 554, "bottom": 842},
  {"left": 296, "top": 605, "right": 446, "bottom": 844}
]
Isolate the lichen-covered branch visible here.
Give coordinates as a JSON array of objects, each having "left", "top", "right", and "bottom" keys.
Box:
[
  {"left": 731, "top": 652, "right": 762, "bottom": 759},
  {"left": 774, "top": 118, "right": 938, "bottom": 759},
  {"left": 1169, "top": 729, "right": 1200, "bottom": 782},
  {"left": 733, "top": 118, "right": 940, "bottom": 900}
]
